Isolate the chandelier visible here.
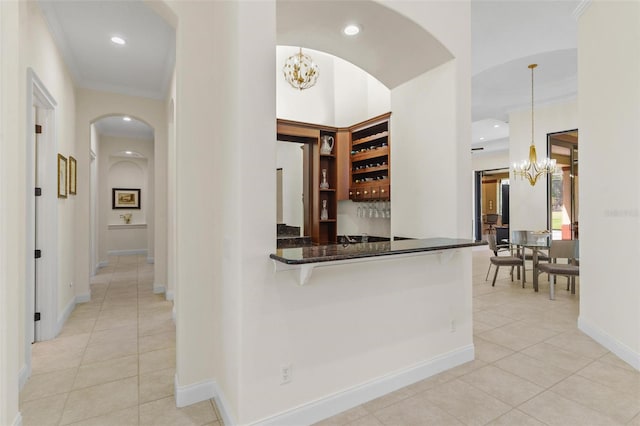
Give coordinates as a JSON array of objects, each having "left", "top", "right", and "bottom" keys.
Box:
[
  {"left": 283, "top": 48, "right": 319, "bottom": 90},
  {"left": 512, "top": 64, "right": 556, "bottom": 186}
]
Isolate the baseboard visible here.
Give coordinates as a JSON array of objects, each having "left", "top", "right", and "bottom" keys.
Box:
[
  {"left": 97, "top": 261, "right": 108, "bottom": 269},
  {"left": 166, "top": 290, "right": 174, "bottom": 301},
  {"left": 175, "top": 375, "right": 216, "bottom": 408},
  {"left": 174, "top": 375, "right": 236, "bottom": 425},
  {"left": 153, "top": 283, "right": 165, "bottom": 294},
  {"left": 55, "top": 296, "right": 76, "bottom": 336},
  {"left": 18, "top": 363, "right": 30, "bottom": 391},
  {"left": 12, "top": 412, "right": 22, "bottom": 426},
  {"left": 147, "top": 256, "right": 154, "bottom": 264},
  {"left": 254, "top": 344, "right": 475, "bottom": 426},
  {"left": 75, "top": 293, "right": 90, "bottom": 303},
  {"left": 212, "top": 380, "right": 237, "bottom": 426},
  {"left": 578, "top": 316, "right": 640, "bottom": 370},
  {"left": 107, "top": 249, "right": 147, "bottom": 256}
]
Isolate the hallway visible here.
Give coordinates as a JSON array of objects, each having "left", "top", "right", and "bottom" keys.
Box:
[{"left": 19, "top": 255, "right": 221, "bottom": 426}]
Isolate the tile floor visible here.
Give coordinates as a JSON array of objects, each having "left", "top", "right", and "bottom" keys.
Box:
[
  {"left": 315, "top": 247, "right": 640, "bottom": 426},
  {"left": 20, "top": 255, "right": 222, "bottom": 426},
  {"left": 20, "top": 250, "right": 640, "bottom": 426}
]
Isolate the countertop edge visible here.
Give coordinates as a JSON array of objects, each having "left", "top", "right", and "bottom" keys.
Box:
[{"left": 270, "top": 239, "right": 486, "bottom": 265}]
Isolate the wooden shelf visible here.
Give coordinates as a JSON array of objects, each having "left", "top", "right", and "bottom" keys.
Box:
[
  {"left": 352, "top": 131, "right": 389, "bottom": 148},
  {"left": 319, "top": 219, "right": 337, "bottom": 223},
  {"left": 348, "top": 113, "right": 391, "bottom": 202},
  {"left": 351, "top": 146, "right": 389, "bottom": 163},
  {"left": 319, "top": 188, "right": 336, "bottom": 192},
  {"left": 350, "top": 180, "right": 389, "bottom": 188},
  {"left": 320, "top": 154, "right": 336, "bottom": 159},
  {"left": 352, "top": 165, "right": 388, "bottom": 176}
]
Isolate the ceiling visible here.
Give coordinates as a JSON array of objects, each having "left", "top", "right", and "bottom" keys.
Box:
[{"left": 38, "top": 0, "right": 581, "bottom": 151}]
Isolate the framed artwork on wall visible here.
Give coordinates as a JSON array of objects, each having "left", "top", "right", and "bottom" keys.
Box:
[
  {"left": 69, "top": 156, "right": 77, "bottom": 195},
  {"left": 112, "top": 188, "right": 141, "bottom": 209},
  {"left": 58, "top": 154, "right": 67, "bottom": 198}
]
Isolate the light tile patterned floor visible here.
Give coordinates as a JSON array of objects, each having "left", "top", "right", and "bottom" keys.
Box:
[
  {"left": 20, "top": 251, "right": 640, "bottom": 426},
  {"left": 20, "top": 255, "right": 222, "bottom": 426},
  {"left": 314, "top": 247, "right": 640, "bottom": 426}
]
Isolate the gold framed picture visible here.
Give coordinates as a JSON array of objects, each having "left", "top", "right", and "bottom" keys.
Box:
[
  {"left": 58, "top": 154, "right": 67, "bottom": 198},
  {"left": 112, "top": 188, "right": 141, "bottom": 209},
  {"left": 69, "top": 156, "right": 77, "bottom": 195}
]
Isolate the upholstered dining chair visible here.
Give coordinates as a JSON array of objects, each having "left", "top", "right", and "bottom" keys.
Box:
[
  {"left": 486, "top": 234, "right": 523, "bottom": 287},
  {"left": 485, "top": 214, "right": 499, "bottom": 233},
  {"left": 485, "top": 233, "right": 511, "bottom": 280},
  {"left": 537, "top": 239, "right": 579, "bottom": 300}
]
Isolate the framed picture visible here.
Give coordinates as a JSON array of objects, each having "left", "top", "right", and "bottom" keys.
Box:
[
  {"left": 112, "top": 188, "right": 141, "bottom": 209},
  {"left": 58, "top": 154, "right": 67, "bottom": 198},
  {"left": 69, "top": 156, "right": 77, "bottom": 195}
]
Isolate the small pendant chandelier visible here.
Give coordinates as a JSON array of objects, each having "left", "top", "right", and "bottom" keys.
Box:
[
  {"left": 512, "top": 64, "right": 556, "bottom": 186},
  {"left": 283, "top": 47, "right": 319, "bottom": 91}
]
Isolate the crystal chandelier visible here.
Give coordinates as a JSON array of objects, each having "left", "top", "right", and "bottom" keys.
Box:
[
  {"left": 282, "top": 47, "right": 319, "bottom": 90},
  {"left": 512, "top": 64, "right": 556, "bottom": 186}
]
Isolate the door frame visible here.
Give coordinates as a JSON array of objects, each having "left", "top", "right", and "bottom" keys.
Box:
[
  {"left": 23, "top": 69, "right": 59, "bottom": 386},
  {"left": 473, "top": 167, "right": 510, "bottom": 241},
  {"left": 546, "top": 129, "right": 578, "bottom": 239}
]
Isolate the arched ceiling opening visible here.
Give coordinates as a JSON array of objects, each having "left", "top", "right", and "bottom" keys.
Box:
[
  {"left": 94, "top": 115, "right": 154, "bottom": 141},
  {"left": 277, "top": 0, "right": 453, "bottom": 89}
]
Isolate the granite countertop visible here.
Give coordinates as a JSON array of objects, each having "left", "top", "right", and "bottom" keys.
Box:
[{"left": 270, "top": 237, "right": 486, "bottom": 265}]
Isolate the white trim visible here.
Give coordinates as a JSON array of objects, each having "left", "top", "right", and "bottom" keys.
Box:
[
  {"left": 18, "top": 364, "right": 29, "bottom": 391},
  {"left": 212, "top": 380, "right": 236, "bottom": 426},
  {"left": 107, "top": 223, "right": 147, "bottom": 230},
  {"left": 252, "top": 345, "right": 474, "bottom": 426},
  {"left": 166, "top": 290, "right": 174, "bottom": 301},
  {"left": 572, "top": 0, "right": 592, "bottom": 20},
  {"left": 153, "top": 284, "right": 165, "bottom": 294},
  {"left": 147, "top": 256, "right": 154, "bottom": 264},
  {"left": 75, "top": 294, "right": 90, "bottom": 304},
  {"left": 107, "top": 249, "right": 147, "bottom": 256},
  {"left": 173, "top": 376, "right": 236, "bottom": 425},
  {"left": 12, "top": 412, "right": 22, "bottom": 426},
  {"left": 578, "top": 316, "right": 640, "bottom": 371},
  {"left": 55, "top": 296, "right": 75, "bottom": 336},
  {"left": 174, "top": 376, "right": 215, "bottom": 408},
  {"left": 27, "top": 69, "right": 59, "bottom": 351},
  {"left": 97, "top": 261, "right": 109, "bottom": 269}
]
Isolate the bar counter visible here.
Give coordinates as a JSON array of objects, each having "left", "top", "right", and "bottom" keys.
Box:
[{"left": 271, "top": 237, "right": 485, "bottom": 265}]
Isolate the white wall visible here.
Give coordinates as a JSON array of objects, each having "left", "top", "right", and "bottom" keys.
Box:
[
  {"left": 384, "top": 0, "right": 471, "bottom": 242},
  {"left": 277, "top": 46, "right": 390, "bottom": 127},
  {"left": 97, "top": 135, "right": 152, "bottom": 257},
  {"left": 508, "top": 100, "right": 577, "bottom": 231},
  {"left": 578, "top": 1, "right": 640, "bottom": 370},
  {"left": 166, "top": 71, "right": 176, "bottom": 300},
  {"left": 337, "top": 201, "right": 391, "bottom": 238},
  {"left": 276, "top": 141, "right": 304, "bottom": 230},
  {"left": 472, "top": 148, "right": 509, "bottom": 172},
  {"left": 391, "top": 61, "right": 459, "bottom": 239},
  {"left": 0, "top": 1, "right": 22, "bottom": 423},
  {"left": 170, "top": 1, "right": 471, "bottom": 424}
]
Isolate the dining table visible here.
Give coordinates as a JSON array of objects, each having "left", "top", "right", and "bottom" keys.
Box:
[{"left": 510, "top": 230, "right": 551, "bottom": 294}]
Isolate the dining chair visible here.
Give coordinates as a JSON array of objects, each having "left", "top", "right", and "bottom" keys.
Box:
[
  {"left": 485, "top": 214, "right": 499, "bottom": 234},
  {"left": 486, "top": 234, "right": 523, "bottom": 287},
  {"left": 537, "top": 239, "right": 579, "bottom": 300},
  {"left": 485, "top": 233, "right": 511, "bottom": 280}
]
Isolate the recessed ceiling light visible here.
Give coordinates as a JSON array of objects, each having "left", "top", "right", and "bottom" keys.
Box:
[
  {"left": 493, "top": 124, "right": 500, "bottom": 128},
  {"left": 343, "top": 24, "right": 360, "bottom": 36},
  {"left": 125, "top": 151, "right": 133, "bottom": 155},
  {"left": 480, "top": 137, "right": 485, "bottom": 140},
  {"left": 122, "top": 116, "right": 132, "bottom": 122},
  {"left": 111, "top": 36, "right": 126, "bottom": 45}
]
